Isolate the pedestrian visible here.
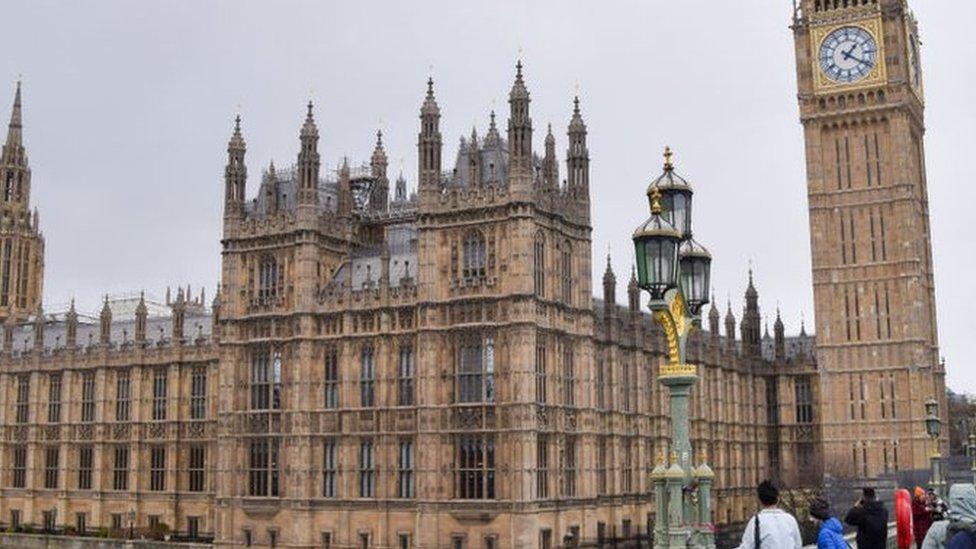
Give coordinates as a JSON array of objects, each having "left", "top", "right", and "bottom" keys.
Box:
[
  {"left": 930, "top": 489, "right": 951, "bottom": 522},
  {"left": 736, "top": 480, "right": 803, "bottom": 549},
  {"left": 810, "top": 497, "right": 847, "bottom": 549},
  {"left": 922, "top": 484, "right": 976, "bottom": 549},
  {"left": 844, "top": 487, "right": 889, "bottom": 549},
  {"left": 915, "top": 486, "right": 935, "bottom": 546}
]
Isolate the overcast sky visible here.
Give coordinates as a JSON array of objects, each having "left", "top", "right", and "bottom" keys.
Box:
[{"left": 2, "top": 1, "right": 974, "bottom": 390}]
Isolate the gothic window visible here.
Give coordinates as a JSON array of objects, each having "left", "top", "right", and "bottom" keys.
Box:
[
  {"left": 562, "top": 436, "right": 577, "bottom": 497},
  {"left": 250, "top": 347, "right": 282, "bottom": 411},
  {"left": 324, "top": 346, "right": 339, "bottom": 408},
  {"left": 456, "top": 334, "right": 494, "bottom": 403},
  {"left": 621, "top": 439, "right": 633, "bottom": 493},
  {"left": 15, "top": 375, "right": 28, "bottom": 424},
  {"left": 795, "top": 377, "right": 813, "bottom": 424},
  {"left": 190, "top": 367, "right": 207, "bottom": 420},
  {"left": 534, "top": 234, "right": 546, "bottom": 297},
  {"left": 560, "top": 240, "right": 573, "bottom": 304},
  {"left": 189, "top": 445, "right": 205, "bottom": 492},
  {"left": 47, "top": 374, "right": 61, "bottom": 424},
  {"left": 152, "top": 368, "right": 168, "bottom": 421},
  {"left": 535, "top": 338, "right": 547, "bottom": 404},
  {"left": 359, "top": 439, "right": 375, "bottom": 497},
  {"left": 596, "top": 436, "right": 608, "bottom": 495},
  {"left": 113, "top": 446, "right": 129, "bottom": 490},
  {"left": 397, "top": 346, "right": 415, "bottom": 406},
  {"left": 11, "top": 445, "right": 26, "bottom": 488},
  {"left": 44, "top": 447, "right": 59, "bottom": 489},
  {"left": 360, "top": 345, "right": 375, "bottom": 407},
  {"left": 0, "top": 238, "right": 10, "bottom": 306},
  {"left": 595, "top": 352, "right": 606, "bottom": 410},
  {"left": 3, "top": 172, "right": 12, "bottom": 201},
  {"left": 78, "top": 445, "right": 93, "bottom": 490},
  {"left": 150, "top": 446, "right": 166, "bottom": 491},
  {"left": 258, "top": 255, "right": 283, "bottom": 305},
  {"left": 248, "top": 437, "right": 279, "bottom": 497},
  {"left": 462, "top": 230, "right": 486, "bottom": 281},
  {"left": 323, "top": 439, "right": 337, "bottom": 497},
  {"left": 456, "top": 434, "right": 495, "bottom": 499},
  {"left": 16, "top": 242, "right": 28, "bottom": 309},
  {"left": 115, "top": 370, "right": 130, "bottom": 422},
  {"left": 397, "top": 438, "right": 414, "bottom": 499},
  {"left": 562, "top": 340, "right": 575, "bottom": 407},
  {"left": 766, "top": 378, "right": 779, "bottom": 424},
  {"left": 536, "top": 434, "right": 549, "bottom": 498},
  {"left": 81, "top": 371, "right": 95, "bottom": 423}
]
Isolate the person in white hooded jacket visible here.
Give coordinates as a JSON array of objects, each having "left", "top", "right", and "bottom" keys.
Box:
[
  {"left": 737, "top": 480, "right": 803, "bottom": 549},
  {"left": 922, "top": 484, "right": 976, "bottom": 549}
]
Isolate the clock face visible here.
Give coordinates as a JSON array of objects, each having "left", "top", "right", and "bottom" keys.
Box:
[{"left": 819, "top": 26, "right": 878, "bottom": 84}]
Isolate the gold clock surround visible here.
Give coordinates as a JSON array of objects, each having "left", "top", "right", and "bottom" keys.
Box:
[{"left": 810, "top": 17, "right": 888, "bottom": 94}]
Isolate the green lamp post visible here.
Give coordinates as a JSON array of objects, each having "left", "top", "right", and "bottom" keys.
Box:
[
  {"left": 967, "top": 433, "right": 976, "bottom": 486},
  {"left": 925, "top": 397, "right": 945, "bottom": 499},
  {"left": 634, "top": 147, "right": 714, "bottom": 549}
]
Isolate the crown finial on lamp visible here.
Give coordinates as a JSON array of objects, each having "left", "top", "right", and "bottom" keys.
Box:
[{"left": 663, "top": 146, "right": 674, "bottom": 171}]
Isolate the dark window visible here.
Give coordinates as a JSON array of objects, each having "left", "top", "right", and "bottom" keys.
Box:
[
  {"left": 187, "top": 517, "right": 200, "bottom": 539},
  {"left": 76, "top": 513, "right": 87, "bottom": 535},
  {"left": 534, "top": 235, "right": 546, "bottom": 297},
  {"left": 535, "top": 340, "right": 547, "bottom": 404},
  {"left": 43, "top": 510, "right": 56, "bottom": 532},
  {"left": 111, "top": 514, "right": 122, "bottom": 531},
  {"left": 536, "top": 434, "right": 548, "bottom": 498},
  {"left": 251, "top": 348, "right": 282, "bottom": 410},
  {"left": 562, "top": 341, "right": 575, "bottom": 406},
  {"left": 456, "top": 434, "right": 495, "bottom": 499},
  {"left": 596, "top": 437, "right": 608, "bottom": 495},
  {"left": 398, "top": 439, "right": 414, "bottom": 498},
  {"left": 15, "top": 375, "right": 29, "bottom": 423},
  {"left": 113, "top": 446, "right": 129, "bottom": 490},
  {"left": 152, "top": 369, "right": 168, "bottom": 421},
  {"left": 323, "top": 439, "right": 337, "bottom": 497},
  {"left": 399, "top": 534, "right": 410, "bottom": 549},
  {"left": 795, "top": 377, "right": 813, "bottom": 424},
  {"left": 115, "top": 370, "right": 130, "bottom": 422},
  {"left": 462, "top": 230, "right": 486, "bottom": 280},
  {"left": 11, "top": 445, "right": 27, "bottom": 488},
  {"left": 244, "top": 530, "right": 252, "bottom": 547},
  {"left": 150, "top": 446, "right": 166, "bottom": 491},
  {"left": 322, "top": 532, "right": 332, "bottom": 548},
  {"left": 78, "top": 445, "right": 93, "bottom": 489},
  {"left": 360, "top": 439, "right": 375, "bottom": 497},
  {"left": 190, "top": 367, "right": 207, "bottom": 419},
  {"left": 248, "top": 437, "right": 280, "bottom": 497},
  {"left": 81, "top": 371, "right": 96, "bottom": 422},
  {"left": 397, "top": 346, "right": 415, "bottom": 406},
  {"left": 562, "top": 436, "right": 576, "bottom": 497},
  {"left": 560, "top": 241, "right": 573, "bottom": 304},
  {"left": 324, "top": 346, "right": 339, "bottom": 408},
  {"left": 44, "top": 446, "right": 59, "bottom": 488},
  {"left": 189, "top": 445, "right": 205, "bottom": 492},
  {"left": 10, "top": 510, "right": 20, "bottom": 529},
  {"left": 47, "top": 374, "right": 62, "bottom": 423},
  {"left": 360, "top": 346, "right": 375, "bottom": 407},
  {"left": 258, "top": 256, "right": 282, "bottom": 305},
  {"left": 540, "top": 530, "right": 552, "bottom": 549},
  {"left": 457, "top": 335, "right": 494, "bottom": 403}
]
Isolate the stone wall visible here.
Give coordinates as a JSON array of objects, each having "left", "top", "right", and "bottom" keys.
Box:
[{"left": 0, "top": 533, "right": 210, "bottom": 549}]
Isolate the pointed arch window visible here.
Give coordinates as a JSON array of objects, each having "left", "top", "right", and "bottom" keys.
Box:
[
  {"left": 258, "top": 255, "right": 284, "bottom": 305},
  {"left": 560, "top": 240, "right": 573, "bottom": 304},
  {"left": 456, "top": 333, "right": 495, "bottom": 403},
  {"left": 534, "top": 233, "right": 546, "bottom": 297},
  {"left": 462, "top": 230, "right": 486, "bottom": 281}
]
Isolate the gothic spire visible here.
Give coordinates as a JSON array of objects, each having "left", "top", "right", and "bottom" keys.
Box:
[
  {"left": 224, "top": 114, "right": 247, "bottom": 217},
  {"left": 603, "top": 252, "right": 616, "bottom": 312},
  {"left": 5, "top": 80, "right": 22, "bottom": 150},
  {"left": 297, "top": 101, "right": 321, "bottom": 206},
  {"left": 507, "top": 60, "right": 532, "bottom": 171},
  {"left": 484, "top": 110, "right": 501, "bottom": 148},
  {"left": 542, "top": 123, "right": 557, "bottom": 189},
  {"left": 566, "top": 95, "right": 589, "bottom": 201},
  {"left": 418, "top": 77, "right": 442, "bottom": 194}
]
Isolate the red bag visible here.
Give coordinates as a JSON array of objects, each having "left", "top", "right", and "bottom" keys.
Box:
[{"left": 895, "top": 488, "right": 913, "bottom": 549}]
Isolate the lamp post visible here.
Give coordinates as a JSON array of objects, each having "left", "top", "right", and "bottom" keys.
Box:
[
  {"left": 967, "top": 433, "right": 976, "bottom": 486},
  {"left": 924, "top": 398, "right": 944, "bottom": 499},
  {"left": 128, "top": 509, "right": 135, "bottom": 540},
  {"left": 635, "top": 147, "right": 714, "bottom": 549}
]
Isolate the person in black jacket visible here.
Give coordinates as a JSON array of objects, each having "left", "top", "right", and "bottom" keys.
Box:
[{"left": 844, "top": 487, "right": 889, "bottom": 549}]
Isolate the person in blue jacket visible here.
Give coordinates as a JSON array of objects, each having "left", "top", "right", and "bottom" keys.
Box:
[{"left": 811, "top": 497, "right": 848, "bottom": 549}]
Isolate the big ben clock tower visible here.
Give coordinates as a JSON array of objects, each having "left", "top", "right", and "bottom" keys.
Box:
[{"left": 792, "top": 0, "right": 943, "bottom": 478}]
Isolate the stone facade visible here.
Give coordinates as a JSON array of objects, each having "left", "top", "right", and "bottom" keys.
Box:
[
  {"left": 792, "top": 0, "right": 946, "bottom": 477},
  {"left": 0, "top": 66, "right": 826, "bottom": 548}
]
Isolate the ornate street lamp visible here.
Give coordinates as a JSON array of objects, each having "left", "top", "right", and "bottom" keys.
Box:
[
  {"left": 128, "top": 509, "right": 136, "bottom": 540},
  {"left": 968, "top": 433, "right": 976, "bottom": 485},
  {"left": 925, "top": 398, "right": 945, "bottom": 498},
  {"left": 635, "top": 147, "right": 713, "bottom": 549}
]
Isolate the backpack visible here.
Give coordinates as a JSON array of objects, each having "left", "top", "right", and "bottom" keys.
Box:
[{"left": 948, "top": 530, "right": 976, "bottom": 549}]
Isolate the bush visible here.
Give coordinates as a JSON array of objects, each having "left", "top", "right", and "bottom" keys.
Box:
[{"left": 148, "top": 521, "right": 171, "bottom": 541}]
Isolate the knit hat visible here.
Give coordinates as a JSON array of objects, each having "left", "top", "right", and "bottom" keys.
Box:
[
  {"left": 810, "top": 497, "right": 831, "bottom": 520},
  {"left": 915, "top": 486, "right": 925, "bottom": 498}
]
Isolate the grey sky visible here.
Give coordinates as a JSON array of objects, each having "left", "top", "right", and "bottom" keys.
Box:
[{"left": 2, "top": 1, "right": 974, "bottom": 390}]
